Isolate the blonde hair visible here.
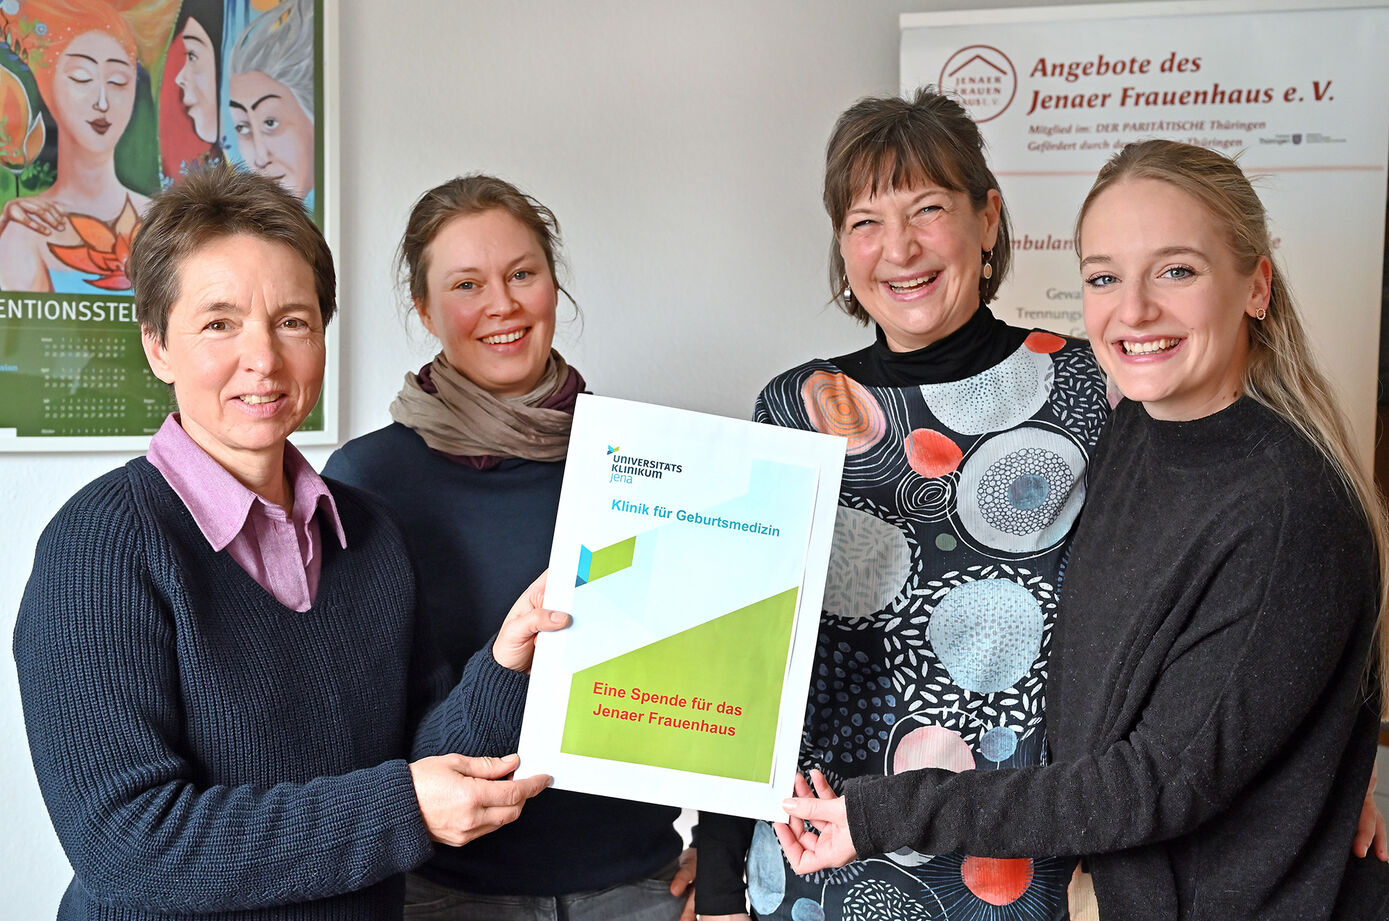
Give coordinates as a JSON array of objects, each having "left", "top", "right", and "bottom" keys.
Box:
[{"left": 1077, "top": 139, "right": 1389, "bottom": 704}]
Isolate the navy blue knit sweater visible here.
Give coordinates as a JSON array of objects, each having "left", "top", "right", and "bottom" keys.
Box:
[
  {"left": 14, "top": 457, "right": 528, "bottom": 920},
  {"left": 326, "top": 422, "right": 682, "bottom": 897}
]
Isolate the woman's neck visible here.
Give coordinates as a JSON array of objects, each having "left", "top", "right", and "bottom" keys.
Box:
[{"left": 49, "top": 140, "right": 127, "bottom": 217}]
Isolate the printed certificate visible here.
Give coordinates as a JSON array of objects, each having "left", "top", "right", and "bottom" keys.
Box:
[{"left": 518, "top": 394, "right": 845, "bottom": 820}]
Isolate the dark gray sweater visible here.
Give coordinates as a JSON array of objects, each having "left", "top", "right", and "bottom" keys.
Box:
[
  {"left": 14, "top": 458, "right": 527, "bottom": 920},
  {"left": 847, "top": 398, "right": 1389, "bottom": 919}
]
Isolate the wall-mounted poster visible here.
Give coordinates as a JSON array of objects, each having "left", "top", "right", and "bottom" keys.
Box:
[{"left": 0, "top": 0, "right": 336, "bottom": 450}]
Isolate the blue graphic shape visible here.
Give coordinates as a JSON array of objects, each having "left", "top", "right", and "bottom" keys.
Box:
[
  {"left": 928, "top": 579, "right": 1043, "bottom": 694},
  {"left": 980, "top": 725, "right": 1020, "bottom": 762},
  {"left": 791, "top": 898, "right": 826, "bottom": 921},
  {"left": 575, "top": 545, "right": 592, "bottom": 586},
  {"left": 1008, "top": 473, "right": 1051, "bottom": 511},
  {"left": 748, "top": 821, "right": 787, "bottom": 916}
]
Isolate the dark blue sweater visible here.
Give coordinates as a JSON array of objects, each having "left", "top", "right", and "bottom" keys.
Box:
[
  {"left": 326, "top": 422, "right": 682, "bottom": 896},
  {"left": 14, "top": 457, "right": 528, "bottom": 920}
]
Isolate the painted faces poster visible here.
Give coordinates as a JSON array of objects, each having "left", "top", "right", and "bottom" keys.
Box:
[
  {"left": 519, "top": 395, "right": 846, "bottom": 820},
  {"left": 901, "top": 1, "right": 1389, "bottom": 465},
  {"left": 0, "top": 0, "right": 329, "bottom": 449}
]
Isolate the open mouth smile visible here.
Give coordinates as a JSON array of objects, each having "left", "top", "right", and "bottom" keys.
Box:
[
  {"left": 481, "top": 328, "right": 528, "bottom": 345},
  {"left": 1120, "top": 337, "right": 1182, "bottom": 356},
  {"left": 887, "top": 271, "right": 940, "bottom": 294}
]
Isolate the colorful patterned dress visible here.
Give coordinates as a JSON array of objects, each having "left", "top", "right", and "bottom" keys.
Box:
[{"left": 741, "top": 316, "right": 1108, "bottom": 921}]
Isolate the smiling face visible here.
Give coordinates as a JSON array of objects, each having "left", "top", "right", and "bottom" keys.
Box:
[
  {"left": 142, "top": 234, "right": 325, "bottom": 484},
  {"left": 1079, "top": 178, "right": 1271, "bottom": 421},
  {"left": 50, "top": 30, "right": 135, "bottom": 155},
  {"left": 416, "top": 209, "right": 558, "bottom": 397},
  {"left": 175, "top": 17, "right": 218, "bottom": 143},
  {"left": 839, "top": 181, "right": 1000, "bottom": 352},
  {"left": 228, "top": 70, "right": 314, "bottom": 199}
]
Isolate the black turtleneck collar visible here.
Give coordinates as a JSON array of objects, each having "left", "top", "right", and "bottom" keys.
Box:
[{"left": 832, "top": 305, "right": 1029, "bottom": 387}]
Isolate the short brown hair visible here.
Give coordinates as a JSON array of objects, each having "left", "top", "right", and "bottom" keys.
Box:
[
  {"left": 823, "top": 86, "right": 1012, "bottom": 321},
  {"left": 397, "top": 174, "right": 570, "bottom": 308},
  {"left": 129, "top": 165, "right": 336, "bottom": 343}
]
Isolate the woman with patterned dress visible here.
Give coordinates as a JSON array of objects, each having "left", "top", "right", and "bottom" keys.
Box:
[
  {"left": 777, "top": 141, "right": 1389, "bottom": 920},
  {"left": 695, "top": 88, "right": 1108, "bottom": 921}
]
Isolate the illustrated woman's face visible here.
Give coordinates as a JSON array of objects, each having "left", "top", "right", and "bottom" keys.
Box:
[
  {"left": 416, "top": 209, "right": 558, "bottom": 398},
  {"left": 839, "top": 180, "right": 1000, "bottom": 352},
  {"left": 228, "top": 70, "right": 314, "bottom": 200},
  {"left": 1079, "top": 178, "right": 1271, "bottom": 422},
  {"left": 175, "top": 17, "right": 218, "bottom": 143},
  {"left": 52, "top": 30, "right": 135, "bottom": 155}
]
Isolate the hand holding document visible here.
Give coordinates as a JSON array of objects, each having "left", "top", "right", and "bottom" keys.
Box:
[{"left": 518, "top": 395, "right": 845, "bottom": 820}]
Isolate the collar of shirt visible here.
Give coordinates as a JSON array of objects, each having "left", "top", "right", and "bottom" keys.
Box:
[{"left": 146, "top": 414, "right": 348, "bottom": 555}]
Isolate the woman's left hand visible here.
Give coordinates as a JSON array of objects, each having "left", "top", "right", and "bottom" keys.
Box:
[
  {"left": 492, "top": 570, "right": 569, "bottom": 672},
  {"left": 774, "top": 769, "right": 858, "bottom": 874},
  {"left": 668, "top": 845, "right": 696, "bottom": 921}
]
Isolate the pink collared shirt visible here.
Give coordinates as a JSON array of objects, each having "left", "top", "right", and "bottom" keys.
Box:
[{"left": 147, "top": 415, "right": 347, "bottom": 612}]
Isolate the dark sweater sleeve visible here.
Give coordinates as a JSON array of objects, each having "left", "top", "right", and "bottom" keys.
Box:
[
  {"left": 846, "top": 463, "right": 1374, "bottom": 859},
  {"left": 693, "top": 812, "right": 754, "bottom": 915},
  {"left": 410, "top": 640, "right": 530, "bottom": 758},
  {"left": 12, "top": 482, "right": 433, "bottom": 914}
]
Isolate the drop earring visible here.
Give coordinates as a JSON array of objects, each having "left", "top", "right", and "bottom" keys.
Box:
[{"left": 981, "top": 249, "right": 994, "bottom": 281}]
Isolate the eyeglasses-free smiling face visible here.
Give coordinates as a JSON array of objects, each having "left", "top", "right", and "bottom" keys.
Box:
[
  {"left": 141, "top": 234, "right": 325, "bottom": 485},
  {"left": 416, "top": 208, "right": 558, "bottom": 398},
  {"left": 1079, "top": 177, "right": 1271, "bottom": 422},
  {"left": 839, "top": 181, "right": 1000, "bottom": 353}
]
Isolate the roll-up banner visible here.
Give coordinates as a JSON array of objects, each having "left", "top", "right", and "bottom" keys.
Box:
[{"left": 901, "top": 0, "right": 1389, "bottom": 465}]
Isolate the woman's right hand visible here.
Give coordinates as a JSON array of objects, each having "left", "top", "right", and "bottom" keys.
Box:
[
  {"left": 408, "top": 752, "right": 550, "bottom": 847},
  {"left": 1, "top": 197, "right": 66, "bottom": 236},
  {"left": 492, "top": 570, "right": 569, "bottom": 672}
]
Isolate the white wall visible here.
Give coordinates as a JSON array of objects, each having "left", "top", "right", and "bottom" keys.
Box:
[{"left": 0, "top": 0, "right": 1303, "bottom": 911}]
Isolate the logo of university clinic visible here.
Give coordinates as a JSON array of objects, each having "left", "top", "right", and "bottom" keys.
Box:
[
  {"left": 939, "top": 45, "right": 1017, "bottom": 123},
  {"left": 607, "top": 445, "right": 619, "bottom": 455}
]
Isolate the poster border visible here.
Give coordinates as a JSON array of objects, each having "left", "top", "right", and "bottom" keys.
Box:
[
  {"left": 0, "top": 0, "right": 340, "bottom": 453},
  {"left": 902, "top": 0, "right": 1389, "bottom": 29}
]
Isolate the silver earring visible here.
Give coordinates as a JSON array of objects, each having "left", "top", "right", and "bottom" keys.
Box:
[
  {"left": 841, "top": 274, "right": 854, "bottom": 303},
  {"left": 981, "top": 250, "right": 994, "bottom": 281}
]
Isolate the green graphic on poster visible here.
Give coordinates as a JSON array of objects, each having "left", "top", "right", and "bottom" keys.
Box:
[{"left": 562, "top": 586, "right": 797, "bottom": 782}]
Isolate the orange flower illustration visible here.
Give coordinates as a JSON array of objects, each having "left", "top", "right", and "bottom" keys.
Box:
[
  {"left": 48, "top": 197, "right": 141, "bottom": 291},
  {"left": 801, "top": 369, "right": 886, "bottom": 455},
  {"left": 0, "top": 59, "right": 43, "bottom": 174}
]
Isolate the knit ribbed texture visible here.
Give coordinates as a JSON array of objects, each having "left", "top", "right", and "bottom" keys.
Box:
[
  {"left": 327, "top": 422, "right": 683, "bottom": 897},
  {"left": 15, "top": 458, "right": 526, "bottom": 920},
  {"left": 845, "top": 398, "right": 1389, "bottom": 919}
]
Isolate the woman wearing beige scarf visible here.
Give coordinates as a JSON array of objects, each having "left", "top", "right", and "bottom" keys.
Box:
[{"left": 325, "top": 175, "right": 695, "bottom": 921}]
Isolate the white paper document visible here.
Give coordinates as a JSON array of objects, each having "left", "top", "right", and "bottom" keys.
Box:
[{"left": 518, "top": 395, "right": 845, "bottom": 820}]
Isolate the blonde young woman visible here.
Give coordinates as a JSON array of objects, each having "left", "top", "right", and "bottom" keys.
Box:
[{"left": 779, "top": 140, "right": 1389, "bottom": 920}]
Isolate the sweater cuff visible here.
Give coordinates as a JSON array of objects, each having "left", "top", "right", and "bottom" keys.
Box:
[
  {"left": 691, "top": 812, "right": 754, "bottom": 915},
  {"left": 459, "top": 645, "right": 531, "bottom": 754},
  {"left": 845, "top": 772, "right": 920, "bottom": 857},
  {"left": 378, "top": 759, "right": 436, "bottom": 873}
]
